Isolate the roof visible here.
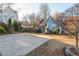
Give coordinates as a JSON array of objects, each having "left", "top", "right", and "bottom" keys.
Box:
[
  {"left": 21, "top": 24, "right": 33, "bottom": 28},
  {"left": 4, "top": 5, "right": 16, "bottom": 12},
  {"left": 0, "top": 4, "right": 17, "bottom": 12},
  {"left": 20, "top": 21, "right": 33, "bottom": 28},
  {"left": 0, "top": 4, "right": 3, "bottom": 10},
  {"left": 39, "top": 16, "right": 59, "bottom": 27}
]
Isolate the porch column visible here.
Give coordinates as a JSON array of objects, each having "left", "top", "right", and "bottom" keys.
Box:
[{"left": 59, "top": 26, "right": 62, "bottom": 34}]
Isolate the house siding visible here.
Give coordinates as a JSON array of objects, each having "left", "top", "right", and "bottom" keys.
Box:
[
  {"left": 0, "top": 6, "right": 18, "bottom": 24},
  {"left": 46, "top": 17, "right": 58, "bottom": 31}
]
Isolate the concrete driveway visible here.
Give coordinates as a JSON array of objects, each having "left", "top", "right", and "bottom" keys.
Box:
[{"left": 0, "top": 33, "right": 48, "bottom": 56}]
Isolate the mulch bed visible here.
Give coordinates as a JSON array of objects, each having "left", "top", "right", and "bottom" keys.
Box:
[{"left": 26, "top": 39, "right": 71, "bottom": 56}]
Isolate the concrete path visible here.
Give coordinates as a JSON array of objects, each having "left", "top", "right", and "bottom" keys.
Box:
[{"left": 0, "top": 33, "right": 48, "bottom": 56}]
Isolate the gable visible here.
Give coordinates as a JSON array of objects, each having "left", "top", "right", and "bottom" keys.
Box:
[
  {"left": 45, "top": 17, "right": 58, "bottom": 26},
  {"left": 4, "top": 6, "right": 15, "bottom": 12},
  {"left": 44, "top": 17, "right": 58, "bottom": 30},
  {"left": 39, "top": 16, "right": 59, "bottom": 27}
]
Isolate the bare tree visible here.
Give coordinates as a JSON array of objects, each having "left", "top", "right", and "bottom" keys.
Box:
[
  {"left": 53, "top": 11, "right": 63, "bottom": 21},
  {"left": 29, "top": 13, "right": 36, "bottom": 22},
  {"left": 22, "top": 14, "right": 28, "bottom": 22},
  {"left": 29, "top": 13, "right": 37, "bottom": 30},
  {"left": 39, "top": 3, "right": 50, "bottom": 21},
  {"left": 36, "top": 14, "right": 41, "bottom": 21},
  {"left": 53, "top": 11, "right": 79, "bottom": 51}
]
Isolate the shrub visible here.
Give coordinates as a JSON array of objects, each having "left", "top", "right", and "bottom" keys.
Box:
[
  {"left": 0, "top": 26, "right": 6, "bottom": 33},
  {"left": 13, "top": 20, "right": 22, "bottom": 31},
  {"left": 35, "top": 27, "right": 44, "bottom": 33},
  {"left": 13, "top": 20, "right": 18, "bottom": 31},
  {"left": 0, "top": 23, "right": 9, "bottom": 33},
  {"left": 52, "top": 28, "right": 60, "bottom": 34},
  {"left": 35, "top": 28, "right": 43, "bottom": 33}
]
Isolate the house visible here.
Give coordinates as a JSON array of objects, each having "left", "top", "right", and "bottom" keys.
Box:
[
  {"left": 36, "top": 16, "right": 62, "bottom": 34},
  {"left": 20, "top": 21, "right": 33, "bottom": 32},
  {"left": 0, "top": 4, "right": 18, "bottom": 24}
]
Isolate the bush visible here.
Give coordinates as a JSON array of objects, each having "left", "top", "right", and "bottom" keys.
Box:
[
  {"left": 0, "top": 26, "right": 6, "bottom": 33},
  {"left": 48, "top": 30, "right": 52, "bottom": 34},
  {"left": 0, "top": 23, "right": 9, "bottom": 32},
  {"left": 13, "top": 20, "right": 22, "bottom": 31},
  {"left": 35, "top": 28, "right": 43, "bottom": 33},
  {"left": 52, "top": 28, "right": 60, "bottom": 34},
  {"left": 35, "top": 27, "right": 44, "bottom": 33},
  {"left": 13, "top": 20, "right": 18, "bottom": 31}
]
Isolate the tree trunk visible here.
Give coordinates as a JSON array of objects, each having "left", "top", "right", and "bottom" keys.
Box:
[
  {"left": 75, "top": 35, "right": 78, "bottom": 49},
  {"left": 74, "top": 35, "right": 79, "bottom": 55}
]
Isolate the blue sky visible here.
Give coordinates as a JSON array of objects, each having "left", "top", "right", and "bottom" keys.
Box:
[
  {"left": 49, "top": 3, "right": 74, "bottom": 13},
  {"left": 12, "top": 3, "right": 74, "bottom": 20}
]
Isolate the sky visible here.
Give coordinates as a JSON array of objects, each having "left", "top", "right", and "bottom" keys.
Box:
[{"left": 11, "top": 3, "right": 74, "bottom": 21}]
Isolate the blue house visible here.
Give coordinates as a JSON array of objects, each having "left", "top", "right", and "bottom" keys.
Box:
[{"left": 39, "top": 16, "right": 62, "bottom": 34}]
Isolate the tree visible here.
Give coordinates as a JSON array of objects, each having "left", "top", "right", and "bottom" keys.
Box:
[
  {"left": 13, "top": 20, "right": 22, "bottom": 32},
  {"left": 29, "top": 13, "right": 37, "bottom": 30},
  {"left": 31, "top": 20, "right": 36, "bottom": 30},
  {"left": 36, "top": 14, "right": 41, "bottom": 21},
  {"left": 8, "top": 18, "right": 13, "bottom": 33},
  {"left": 35, "top": 14, "right": 41, "bottom": 26},
  {"left": 13, "top": 20, "right": 18, "bottom": 31},
  {"left": 29, "top": 13, "right": 36, "bottom": 22},
  {"left": 22, "top": 14, "right": 28, "bottom": 22},
  {"left": 39, "top": 3, "right": 50, "bottom": 21},
  {"left": 53, "top": 11, "right": 63, "bottom": 20},
  {"left": 53, "top": 11, "right": 79, "bottom": 51}
]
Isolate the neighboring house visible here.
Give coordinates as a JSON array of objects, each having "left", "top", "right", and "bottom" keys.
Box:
[
  {"left": 37, "top": 16, "right": 62, "bottom": 34},
  {"left": 20, "top": 21, "right": 33, "bottom": 32},
  {"left": 0, "top": 5, "right": 18, "bottom": 24}
]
